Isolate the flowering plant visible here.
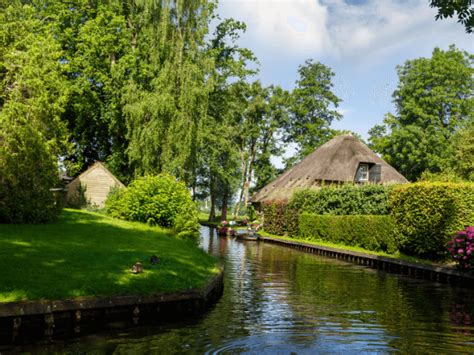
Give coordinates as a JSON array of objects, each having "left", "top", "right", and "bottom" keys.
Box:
[{"left": 448, "top": 226, "right": 474, "bottom": 270}]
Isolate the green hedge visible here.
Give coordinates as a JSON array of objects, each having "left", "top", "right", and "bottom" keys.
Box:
[
  {"left": 299, "top": 213, "right": 399, "bottom": 253},
  {"left": 261, "top": 201, "right": 298, "bottom": 236},
  {"left": 105, "top": 174, "right": 199, "bottom": 238},
  {"left": 289, "top": 184, "right": 393, "bottom": 216},
  {"left": 389, "top": 182, "right": 474, "bottom": 259}
]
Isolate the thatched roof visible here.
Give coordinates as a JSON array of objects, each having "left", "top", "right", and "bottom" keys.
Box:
[{"left": 252, "top": 134, "right": 408, "bottom": 203}]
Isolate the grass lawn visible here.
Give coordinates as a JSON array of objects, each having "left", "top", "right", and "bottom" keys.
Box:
[
  {"left": 258, "top": 231, "right": 452, "bottom": 268},
  {"left": 0, "top": 209, "right": 219, "bottom": 303}
]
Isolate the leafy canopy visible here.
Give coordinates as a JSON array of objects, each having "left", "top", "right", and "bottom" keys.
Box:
[{"left": 369, "top": 46, "right": 474, "bottom": 181}]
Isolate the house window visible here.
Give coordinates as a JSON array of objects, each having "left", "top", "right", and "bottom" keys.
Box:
[{"left": 356, "top": 163, "right": 369, "bottom": 183}]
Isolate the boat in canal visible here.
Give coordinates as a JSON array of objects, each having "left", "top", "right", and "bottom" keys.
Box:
[{"left": 234, "top": 228, "right": 259, "bottom": 241}]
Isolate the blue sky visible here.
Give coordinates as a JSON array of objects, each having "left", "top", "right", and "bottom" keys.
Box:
[{"left": 216, "top": 0, "right": 473, "bottom": 142}]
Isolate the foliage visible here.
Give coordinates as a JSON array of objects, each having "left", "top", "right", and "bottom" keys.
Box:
[
  {"left": 284, "top": 59, "right": 342, "bottom": 161},
  {"left": 105, "top": 174, "right": 199, "bottom": 238},
  {"left": 289, "top": 184, "right": 393, "bottom": 215},
  {"left": 65, "top": 184, "right": 89, "bottom": 209},
  {"left": 0, "top": 209, "right": 219, "bottom": 302},
  {"left": 448, "top": 226, "right": 474, "bottom": 270},
  {"left": 430, "top": 0, "right": 474, "bottom": 33},
  {"left": 451, "top": 120, "right": 474, "bottom": 180},
  {"left": 0, "top": 4, "right": 70, "bottom": 223},
  {"left": 200, "top": 19, "right": 256, "bottom": 221},
  {"left": 298, "top": 213, "right": 399, "bottom": 253},
  {"left": 0, "top": 120, "right": 61, "bottom": 223},
  {"left": 389, "top": 182, "right": 474, "bottom": 258},
  {"left": 418, "top": 169, "right": 466, "bottom": 183},
  {"left": 261, "top": 201, "right": 299, "bottom": 236},
  {"left": 368, "top": 46, "right": 474, "bottom": 181}
]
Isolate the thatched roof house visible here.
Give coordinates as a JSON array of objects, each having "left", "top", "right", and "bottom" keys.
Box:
[
  {"left": 66, "top": 162, "right": 125, "bottom": 208},
  {"left": 252, "top": 134, "right": 408, "bottom": 203}
]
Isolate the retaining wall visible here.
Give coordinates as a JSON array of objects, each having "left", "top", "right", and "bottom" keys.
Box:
[
  {"left": 0, "top": 270, "right": 224, "bottom": 347},
  {"left": 260, "top": 235, "right": 474, "bottom": 287}
]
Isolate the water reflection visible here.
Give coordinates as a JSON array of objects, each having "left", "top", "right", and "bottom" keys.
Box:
[{"left": 17, "top": 226, "right": 474, "bottom": 353}]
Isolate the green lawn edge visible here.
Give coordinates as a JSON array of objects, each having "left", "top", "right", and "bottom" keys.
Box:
[
  {"left": 0, "top": 209, "right": 219, "bottom": 303},
  {"left": 258, "top": 230, "right": 453, "bottom": 268}
]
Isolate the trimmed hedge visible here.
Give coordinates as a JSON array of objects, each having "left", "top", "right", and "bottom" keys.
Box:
[
  {"left": 289, "top": 184, "right": 393, "bottom": 216},
  {"left": 390, "top": 182, "right": 474, "bottom": 258},
  {"left": 299, "top": 213, "right": 399, "bottom": 253},
  {"left": 261, "top": 201, "right": 298, "bottom": 236}
]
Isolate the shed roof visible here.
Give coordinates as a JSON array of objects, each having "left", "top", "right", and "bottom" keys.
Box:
[
  {"left": 252, "top": 134, "right": 408, "bottom": 202},
  {"left": 73, "top": 162, "right": 125, "bottom": 188}
]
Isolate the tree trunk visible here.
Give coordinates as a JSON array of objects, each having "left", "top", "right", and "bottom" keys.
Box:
[
  {"left": 221, "top": 192, "right": 228, "bottom": 221},
  {"left": 243, "top": 142, "right": 257, "bottom": 207},
  {"left": 208, "top": 177, "right": 216, "bottom": 222}
]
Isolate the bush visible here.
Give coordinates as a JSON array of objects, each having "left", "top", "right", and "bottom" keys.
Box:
[
  {"left": 105, "top": 174, "right": 199, "bottom": 238},
  {"left": 261, "top": 201, "right": 298, "bottom": 236},
  {"left": 298, "top": 213, "right": 399, "bottom": 253},
  {"left": 290, "top": 184, "right": 393, "bottom": 216},
  {"left": 448, "top": 226, "right": 474, "bottom": 270},
  {"left": 390, "top": 182, "right": 474, "bottom": 259}
]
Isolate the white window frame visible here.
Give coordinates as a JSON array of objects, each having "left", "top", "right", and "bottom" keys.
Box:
[{"left": 356, "top": 163, "right": 370, "bottom": 183}]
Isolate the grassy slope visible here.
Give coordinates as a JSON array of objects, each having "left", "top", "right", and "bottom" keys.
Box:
[
  {"left": 258, "top": 231, "right": 451, "bottom": 267},
  {"left": 0, "top": 209, "right": 219, "bottom": 303}
]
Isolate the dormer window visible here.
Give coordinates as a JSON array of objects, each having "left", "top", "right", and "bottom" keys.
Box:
[{"left": 355, "top": 163, "right": 369, "bottom": 183}]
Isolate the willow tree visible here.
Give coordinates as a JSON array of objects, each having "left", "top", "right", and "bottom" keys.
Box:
[{"left": 123, "top": 0, "right": 216, "bottom": 186}]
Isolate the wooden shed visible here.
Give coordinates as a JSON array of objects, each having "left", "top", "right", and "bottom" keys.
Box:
[
  {"left": 252, "top": 134, "right": 408, "bottom": 203},
  {"left": 66, "top": 162, "right": 125, "bottom": 208}
]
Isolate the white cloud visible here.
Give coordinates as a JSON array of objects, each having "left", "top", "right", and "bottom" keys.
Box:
[
  {"left": 219, "top": 0, "right": 332, "bottom": 55},
  {"left": 218, "top": 0, "right": 473, "bottom": 60}
]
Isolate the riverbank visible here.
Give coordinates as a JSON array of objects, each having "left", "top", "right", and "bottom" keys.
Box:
[
  {"left": 0, "top": 209, "right": 220, "bottom": 302},
  {"left": 258, "top": 231, "right": 474, "bottom": 286}
]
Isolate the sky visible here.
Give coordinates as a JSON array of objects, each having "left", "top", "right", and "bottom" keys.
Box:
[{"left": 215, "top": 0, "right": 473, "bottom": 143}]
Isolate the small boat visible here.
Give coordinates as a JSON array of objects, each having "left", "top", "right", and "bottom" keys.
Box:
[{"left": 235, "top": 228, "right": 259, "bottom": 241}]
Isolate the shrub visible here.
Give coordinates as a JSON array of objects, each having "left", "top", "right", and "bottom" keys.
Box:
[
  {"left": 290, "top": 184, "right": 393, "bottom": 216},
  {"left": 448, "top": 226, "right": 474, "bottom": 270},
  {"left": 298, "top": 213, "right": 399, "bottom": 253},
  {"left": 261, "top": 201, "right": 298, "bottom": 236},
  {"left": 389, "top": 182, "right": 474, "bottom": 259},
  {"left": 105, "top": 174, "right": 199, "bottom": 238},
  {"left": 66, "top": 184, "right": 89, "bottom": 209}
]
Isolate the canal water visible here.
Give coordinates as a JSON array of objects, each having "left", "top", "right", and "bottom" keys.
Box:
[{"left": 18, "top": 226, "right": 474, "bottom": 353}]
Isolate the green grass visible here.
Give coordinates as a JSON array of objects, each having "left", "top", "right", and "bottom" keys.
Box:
[
  {"left": 0, "top": 209, "right": 219, "bottom": 303},
  {"left": 258, "top": 231, "right": 452, "bottom": 267}
]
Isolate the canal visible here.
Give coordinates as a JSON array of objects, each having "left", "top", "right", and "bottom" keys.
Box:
[{"left": 16, "top": 226, "right": 474, "bottom": 353}]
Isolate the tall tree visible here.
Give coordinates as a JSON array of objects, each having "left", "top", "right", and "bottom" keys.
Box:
[
  {"left": 201, "top": 18, "right": 256, "bottom": 221},
  {"left": 451, "top": 119, "right": 474, "bottom": 180},
  {"left": 285, "top": 59, "right": 342, "bottom": 163},
  {"left": 369, "top": 46, "right": 474, "bottom": 181},
  {"left": 122, "top": 0, "right": 215, "bottom": 185},
  {"left": 233, "top": 82, "right": 289, "bottom": 217},
  {"left": 0, "top": 3, "right": 71, "bottom": 222}
]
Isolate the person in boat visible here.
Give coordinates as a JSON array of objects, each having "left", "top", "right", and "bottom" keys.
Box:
[{"left": 218, "top": 220, "right": 229, "bottom": 236}]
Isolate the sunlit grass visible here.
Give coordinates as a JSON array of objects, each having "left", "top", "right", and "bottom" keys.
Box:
[
  {"left": 0, "top": 209, "right": 219, "bottom": 303},
  {"left": 258, "top": 231, "right": 451, "bottom": 267}
]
